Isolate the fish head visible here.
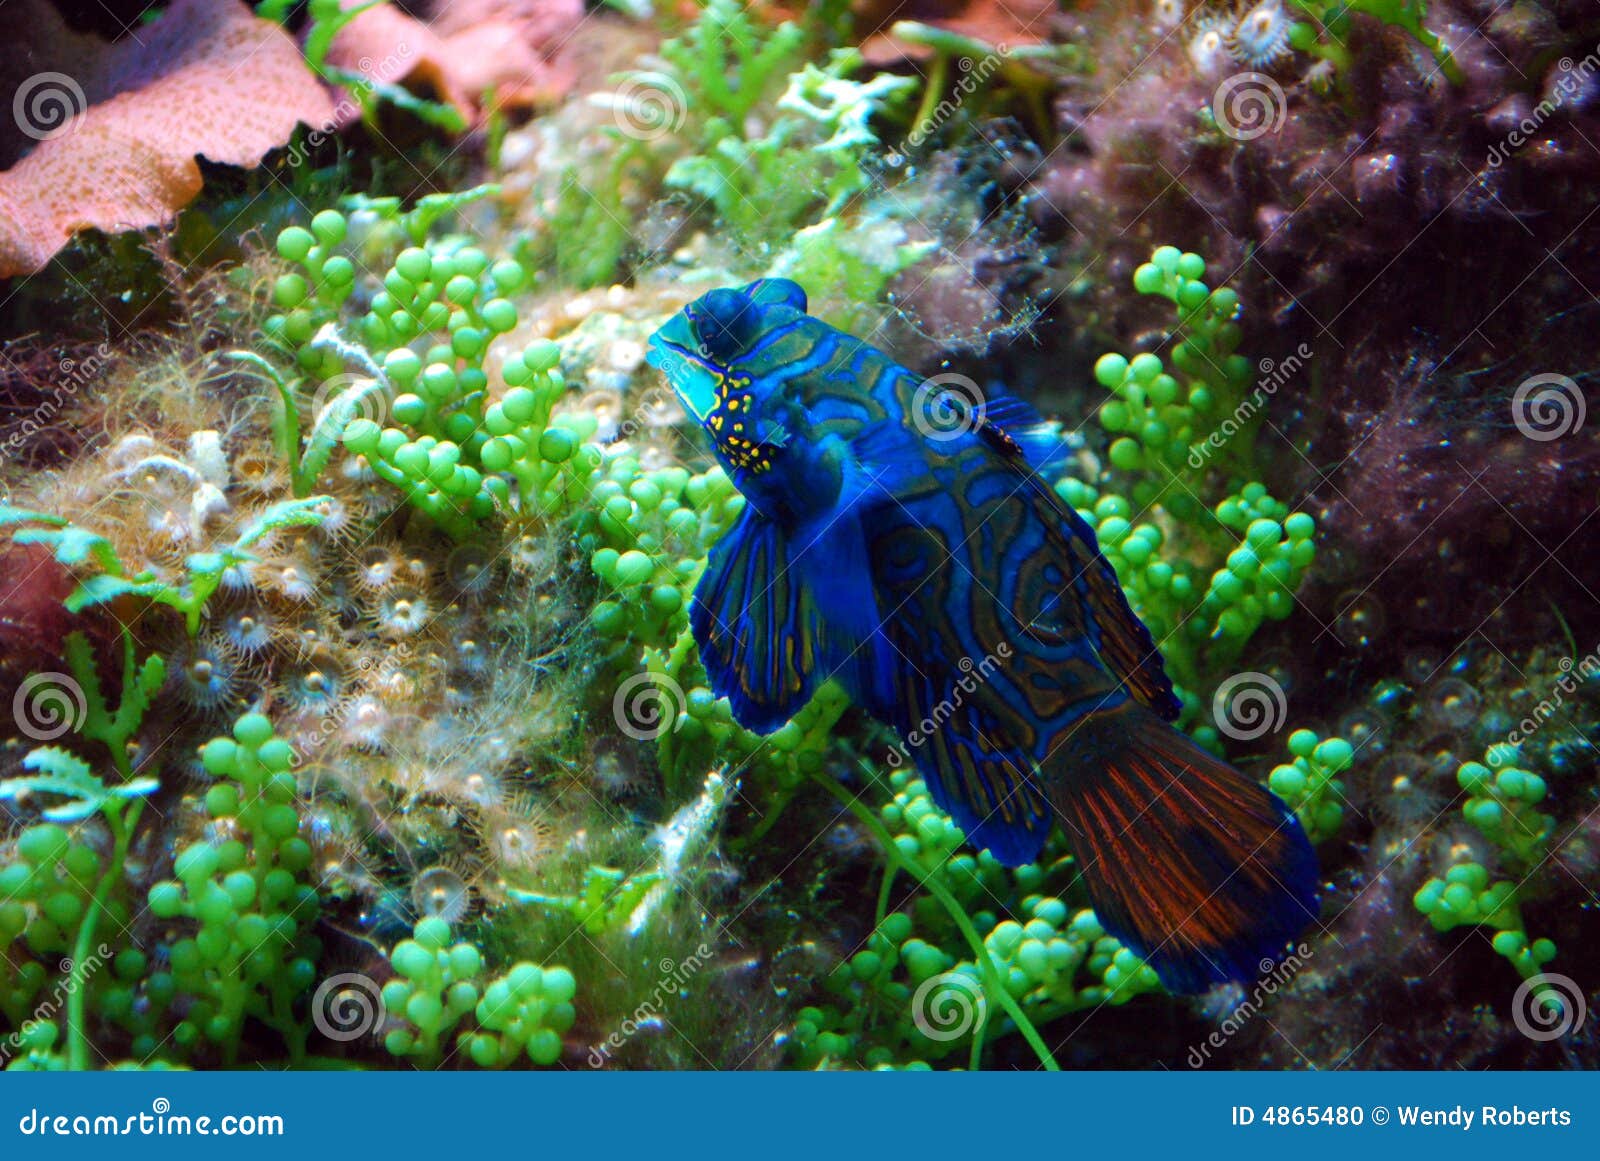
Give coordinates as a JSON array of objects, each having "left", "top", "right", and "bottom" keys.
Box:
[{"left": 648, "top": 279, "right": 810, "bottom": 476}]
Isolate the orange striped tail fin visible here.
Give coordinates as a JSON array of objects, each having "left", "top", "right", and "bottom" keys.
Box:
[{"left": 1048, "top": 702, "right": 1319, "bottom": 993}]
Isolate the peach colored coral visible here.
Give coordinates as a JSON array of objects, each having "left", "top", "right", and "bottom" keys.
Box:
[
  {"left": 322, "top": 0, "right": 581, "bottom": 127},
  {"left": 0, "top": 0, "right": 334, "bottom": 278}
]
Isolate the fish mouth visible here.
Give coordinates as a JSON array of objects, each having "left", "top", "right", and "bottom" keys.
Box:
[{"left": 646, "top": 320, "right": 722, "bottom": 424}]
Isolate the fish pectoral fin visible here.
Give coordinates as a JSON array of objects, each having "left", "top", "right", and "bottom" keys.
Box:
[
  {"left": 846, "top": 420, "right": 937, "bottom": 500},
  {"left": 691, "top": 504, "right": 891, "bottom": 735},
  {"left": 875, "top": 614, "right": 1055, "bottom": 865}
]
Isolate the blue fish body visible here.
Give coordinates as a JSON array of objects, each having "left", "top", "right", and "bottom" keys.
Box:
[{"left": 647, "top": 279, "right": 1319, "bottom": 993}]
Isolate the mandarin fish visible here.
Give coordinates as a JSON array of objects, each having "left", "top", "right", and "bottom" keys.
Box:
[{"left": 646, "top": 278, "right": 1318, "bottom": 992}]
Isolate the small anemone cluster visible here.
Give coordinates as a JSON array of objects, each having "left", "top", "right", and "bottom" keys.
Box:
[
  {"left": 1305, "top": 637, "right": 1595, "bottom": 946},
  {"left": 7, "top": 357, "right": 599, "bottom": 938},
  {"left": 1164, "top": 1, "right": 1295, "bottom": 75},
  {"left": 1295, "top": 644, "right": 1531, "bottom": 870}
]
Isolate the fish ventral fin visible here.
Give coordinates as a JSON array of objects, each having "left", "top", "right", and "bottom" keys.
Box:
[
  {"left": 691, "top": 501, "right": 892, "bottom": 735},
  {"left": 1048, "top": 702, "right": 1320, "bottom": 992},
  {"left": 877, "top": 641, "right": 1057, "bottom": 867}
]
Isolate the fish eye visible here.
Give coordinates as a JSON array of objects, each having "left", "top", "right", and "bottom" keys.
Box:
[{"left": 692, "top": 288, "right": 760, "bottom": 363}]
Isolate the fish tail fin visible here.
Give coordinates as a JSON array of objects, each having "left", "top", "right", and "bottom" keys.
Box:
[{"left": 1047, "top": 701, "right": 1319, "bottom": 993}]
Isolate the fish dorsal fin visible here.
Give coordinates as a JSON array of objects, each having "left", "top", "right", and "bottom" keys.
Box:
[
  {"left": 971, "top": 388, "right": 1069, "bottom": 473},
  {"left": 691, "top": 502, "right": 893, "bottom": 734}
]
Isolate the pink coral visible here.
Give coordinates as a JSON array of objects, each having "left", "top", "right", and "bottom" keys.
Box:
[{"left": 0, "top": 0, "right": 334, "bottom": 277}]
